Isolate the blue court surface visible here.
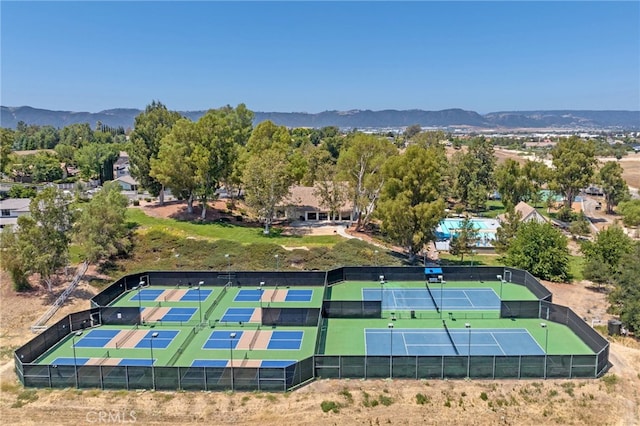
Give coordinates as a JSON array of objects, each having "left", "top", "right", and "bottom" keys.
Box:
[
  {"left": 190, "top": 359, "right": 296, "bottom": 368},
  {"left": 130, "top": 289, "right": 164, "bottom": 301},
  {"left": 267, "top": 331, "right": 303, "bottom": 350},
  {"left": 203, "top": 330, "right": 244, "bottom": 349},
  {"left": 73, "top": 329, "right": 120, "bottom": 348},
  {"left": 119, "top": 358, "right": 155, "bottom": 366},
  {"left": 180, "top": 289, "right": 212, "bottom": 301},
  {"left": 53, "top": 357, "right": 90, "bottom": 366},
  {"left": 159, "top": 307, "right": 197, "bottom": 322},
  {"left": 221, "top": 307, "right": 255, "bottom": 323},
  {"left": 363, "top": 288, "right": 500, "bottom": 310},
  {"left": 285, "top": 289, "right": 313, "bottom": 302},
  {"left": 365, "top": 328, "right": 544, "bottom": 356},
  {"left": 234, "top": 289, "right": 263, "bottom": 302},
  {"left": 134, "top": 330, "right": 179, "bottom": 349}
]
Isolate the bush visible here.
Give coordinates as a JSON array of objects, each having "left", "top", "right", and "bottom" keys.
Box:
[
  {"left": 320, "top": 400, "right": 341, "bottom": 413},
  {"left": 480, "top": 392, "right": 488, "bottom": 401},
  {"left": 416, "top": 393, "right": 431, "bottom": 405},
  {"left": 132, "top": 200, "right": 140, "bottom": 206}
]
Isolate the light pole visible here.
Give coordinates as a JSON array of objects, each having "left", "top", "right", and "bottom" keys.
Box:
[
  {"left": 225, "top": 254, "right": 231, "bottom": 284},
  {"left": 150, "top": 331, "right": 158, "bottom": 389},
  {"left": 259, "top": 281, "right": 265, "bottom": 308},
  {"left": 374, "top": 250, "right": 378, "bottom": 267},
  {"left": 541, "top": 323, "right": 549, "bottom": 379},
  {"left": 465, "top": 323, "right": 471, "bottom": 378},
  {"left": 274, "top": 254, "right": 279, "bottom": 271},
  {"left": 388, "top": 323, "right": 394, "bottom": 378},
  {"left": 438, "top": 275, "right": 444, "bottom": 318},
  {"left": 229, "top": 332, "right": 237, "bottom": 391},
  {"left": 72, "top": 331, "right": 83, "bottom": 388},
  {"left": 197, "top": 281, "right": 204, "bottom": 323},
  {"left": 379, "top": 275, "right": 385, "bottom": 304},
  {"left": 497, "top": 275, "right": 503, "bottom": 299},
  {"left": 137, "top": 281, "right": 145, "bottom": 312}
]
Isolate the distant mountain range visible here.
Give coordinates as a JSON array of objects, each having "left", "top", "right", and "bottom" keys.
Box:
[{"left": 1, "top": 106, "right": 639, "bottom": 130}]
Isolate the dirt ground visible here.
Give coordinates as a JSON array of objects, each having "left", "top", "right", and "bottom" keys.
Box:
[{"left": 1, "top": 203, "right": 639, "bottom": 425}]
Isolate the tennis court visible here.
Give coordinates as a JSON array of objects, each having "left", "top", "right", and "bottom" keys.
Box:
[
  {"left": 202, "top": 330, "right": 304, "bottom": 351},
  {"left": 365, "top": 328, "right": 544, "bottom": 356},
  {"left": 71, "top": 328, "right": 179, "bottom": 349},
  {"left": 142, "top": 307, "right": 197, "bottom": 322},
  {"left": 221, "top": 307, "right": 257, "bottom": 323},
  {"left": 362, "top": 287, "right": 500, "bottom": 310},
  {"left": 234, "top": 288, "right": 313, "bottom": 303},
  {"left": 130, "top": 288, "right": 212, "bottom": 302}
]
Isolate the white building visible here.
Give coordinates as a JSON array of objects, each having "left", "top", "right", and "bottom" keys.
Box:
[{"left": 0, "top": 198, "right": 31, "bottom": 228}]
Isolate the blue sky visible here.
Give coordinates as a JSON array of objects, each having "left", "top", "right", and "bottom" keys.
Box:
[{"left": 2, "top": 1, "right": 639, "bottom": 113}]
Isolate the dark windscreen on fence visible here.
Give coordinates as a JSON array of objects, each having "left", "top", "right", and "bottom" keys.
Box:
[
  {"left": 322, "top": 300, "right": 381, "bottom": 318},
  {"left": 261, "top": 308, "right": 321, "bottom": 326}
]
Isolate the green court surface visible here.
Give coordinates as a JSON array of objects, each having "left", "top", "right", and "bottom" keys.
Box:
[
  {"left": 320, "top": 317, "right": 593, "bottom": 355},
  {"left": 35, "top": 280, "right": 593, "bottom": 369},
  {"left": 328, "top": 280, "right": 538, "bottom": 301},
  {"left": 37, "top": 284, "right": 323, "bottom": 367}
]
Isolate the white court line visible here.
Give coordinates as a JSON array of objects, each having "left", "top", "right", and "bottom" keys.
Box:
[
  {"left": 489, "top": 333, "right": 507, "bottom": 355},
  {"left": 401, "top": 332, "right": 409, "bottom": 355}
]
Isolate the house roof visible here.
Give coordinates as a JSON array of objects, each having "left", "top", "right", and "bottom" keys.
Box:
[
  {"left": 514, "top": 201, "right": 536, "bottom": 219},
  {"left": 497, "top": 201, "right": 544, "bottom": 223},
  {"left": 280, "top": 185, "right": 350, "bottom": 211},
  {"left": 0, "top": 198, "right": 31, "bottom": 212},
  {"left": 114, "top": 175, "right": 139, "bottom": 186}
]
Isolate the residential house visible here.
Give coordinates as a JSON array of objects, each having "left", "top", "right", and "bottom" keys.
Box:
[
  {"left": 0, "top": 198, "right": 31, "bottom": 228},
  {"left": 113, "top": 175, "right": 139, "bottom": 191},
  {"left": 277, "top": 186, "right": 353, "bottom": 222},
  {"left": 497, "top": 201, "right": 547, "bottom": 224}
]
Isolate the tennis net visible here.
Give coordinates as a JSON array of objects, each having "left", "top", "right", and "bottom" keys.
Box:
[
  {"left": 115, "top": 324, "right": 139, "bottom": 349},
  {"left": 425, "top": 284, "right": 439, "bottom": 313},
  {"left": 442, "top": 320, "right": 459, "bottom": 355},
  {"left": 249, "top": 327, "right": 261, "bottom": 350}
]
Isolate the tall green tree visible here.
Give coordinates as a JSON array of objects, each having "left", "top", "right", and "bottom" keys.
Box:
[
  {"left": 448, "top": 216, "right": 480, "bottom": 262},
  {"left": 73, "top": 182, "right": 131, "bottom": 263},
  {"left": 27, "top": 152, "right": 64, "bottom": 183},
  {"left": 599, "top": 161, "right": 629, "bottom": 214},
  {"left": 0, "top": 128, "right": 14, "bottom": 173},
  {"left": 550, "top": 136, "right": 597, "bottom": 209},
  {"left": 582, "top": 225, "right": 634, "bottom": 286},
  {"left": 618, "top": 199, "right": 640, "bottom": 227},
  {"left": 505, "top": 221, "right": 570, "bottom": 282},
  {"left": 522, "top": 160, "right": 551, "bottom": 207},
  {"left": 376, "top": 144, "right": 447, "bottom": 261},
  {"left": 0, "top": 226, "right": 31, "bottom": 291},
  {"left": 313, "top": 162, "right": 348, "bottom": 221},
  {"left": 244, "top": 149, "right": 294, "bottom": 234},
  {"left": 337, "top": 133, "right": 397, "bottom": 231},
  {"left": 193, "top": 105, "right": 253, "bottom": 218},
  {"left": 494, "top": 159, "right": 531, "bottom": 209},
  {"left": 74, "top": 143, "right": 119, "bottom": 182},
  {"left": 608, "top": 243, "right": 640, "bottom": 332},
  {"left": 454, "top": 136, "right": 495, "bottom": 211},
  {"left": 150, "top": 119, "right": 200, "bottom": 213},
  {"left": 129, "top": 101, "right": 183, "bottom": 204},
  {"left": 14, "top": 188, "right": 73, "bottom": 291},
  {"left": 494, "top": 209, "right": 522, "bottom": 254}
]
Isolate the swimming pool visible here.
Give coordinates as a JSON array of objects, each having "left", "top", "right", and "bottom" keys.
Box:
[{"left": 435, "top": 218, "right": 499, "bottom": 243}]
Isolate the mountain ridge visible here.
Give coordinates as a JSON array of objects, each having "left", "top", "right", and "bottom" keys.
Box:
[{"left": 1, "top": 105, "right": 638, "bottom": 130}]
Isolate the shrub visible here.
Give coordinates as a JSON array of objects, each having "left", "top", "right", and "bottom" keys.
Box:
[
  {"left": 480, "top": 392, "right": 488, "bottom": 401},
  {"left": 415, "top": 393, "right": 431, "bottom": 405},
  {"left": 320, "top": 400, "right": 341, "bottom": 413}
]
